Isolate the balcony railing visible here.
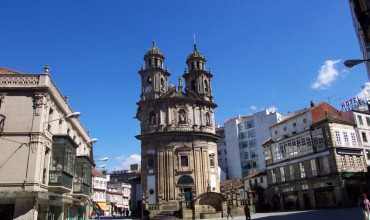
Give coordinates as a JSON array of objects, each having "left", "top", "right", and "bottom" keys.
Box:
[
  {"left": 49, "top": 170, "right": 73, "bottom": 189},
  {"left": 73, "top": 182, "right": 91, "bottom": 195}
]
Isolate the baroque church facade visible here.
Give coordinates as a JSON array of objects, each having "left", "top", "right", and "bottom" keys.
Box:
[{"left": 136, "top": 42, "right": 221, "bottom": 214}]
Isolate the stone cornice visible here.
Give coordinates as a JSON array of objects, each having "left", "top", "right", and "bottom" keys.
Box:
[
  {"left": 136, "top": 131, "right": 220, "bottom": 141},
  {"left": 137, "top": 96, "right": 217, "bottom": 108}
]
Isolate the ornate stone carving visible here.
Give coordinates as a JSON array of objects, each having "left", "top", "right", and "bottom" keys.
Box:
[{"left": 33, "top": 93, "right": 47, "bottom": 116}]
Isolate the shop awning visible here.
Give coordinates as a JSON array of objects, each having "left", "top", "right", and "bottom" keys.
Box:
[{"left": 97, "top": 202, "right": 109, "bottom": 211}]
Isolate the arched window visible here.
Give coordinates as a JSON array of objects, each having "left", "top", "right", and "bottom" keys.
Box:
[
  {"left": 149, "top": 111, "right": 156, "bottom": 125},
  {"left": 160, "top": 78, "right": 165, "bottom": 90},
  {"left": 178, "top": 109, "right": 187, "bottom": 124},
  {"left": 209, "top": 154, "right": 215, "bottom": 168},
  {"left": 191, "top": 80, "right": 196, "bottom": 92},
  {"left": 204, "top": 80, "right": 209, "bottom": 93},
  {"left": 206, "top": 112, "right": 211, "bottom": 126}
]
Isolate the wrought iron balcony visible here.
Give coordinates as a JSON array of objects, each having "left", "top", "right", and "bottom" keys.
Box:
[{"left": 49, "top": 170, "right": 73, "bottom": 190}]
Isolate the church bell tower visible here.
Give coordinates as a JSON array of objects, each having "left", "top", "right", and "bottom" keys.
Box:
[{"left": 139, "top": 41, "right": 170, "bottom": 100}]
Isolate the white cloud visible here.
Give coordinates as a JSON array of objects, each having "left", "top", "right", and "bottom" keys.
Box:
[
  {"left": 311, "top": 59, "right": 341, "bottom": 90},
  {"left": 357, "top": 82, "right": 370, "bottom": 100},
  {"left": 114, "top": 154, "right": 141, "bottom": 170},
  {"left": 249, "top": 105, "right": 257, "bottom": 111}
]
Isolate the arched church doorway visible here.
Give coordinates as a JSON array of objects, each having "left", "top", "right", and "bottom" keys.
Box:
[{"left": 177, "top": 175, "right": 194, "bottom": 203}]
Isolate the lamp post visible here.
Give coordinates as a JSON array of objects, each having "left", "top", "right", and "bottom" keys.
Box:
[
  {"left": 344, "top": 59, "right": 370, "bottom": 68},
  {"left": 46, "top": 112, "right": 81, "bottom": 127}
]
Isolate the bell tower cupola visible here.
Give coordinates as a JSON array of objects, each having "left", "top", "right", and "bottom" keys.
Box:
[
  {"left": 139, "top": 41, "right": 170, "bottom": 100},
  {"left": 183, "top": 44, "right": 213, "bottom": 101}
]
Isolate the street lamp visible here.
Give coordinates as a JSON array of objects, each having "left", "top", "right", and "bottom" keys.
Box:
[
  {"left": 89, "top": 138, "right": 98, "bottom": 144},
  {"left": 47, "top": 111, "right": 81, "bottom": 124},
  {"left": 344, "top": 59, "right": 370, "bottom": 68}
]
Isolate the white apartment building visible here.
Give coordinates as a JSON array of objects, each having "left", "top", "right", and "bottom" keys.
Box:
[
  {"left": 224, "top": 108, "right": 282, "bottom": 178},
  {"left": 92, "top": 169, "right": 109, "bottom": 215},
  {"left": 107, "top": 182, "right": 131, "bottom": 216},
  {"left": 216, "top": 127, "right": 228, "bottom": 180}
]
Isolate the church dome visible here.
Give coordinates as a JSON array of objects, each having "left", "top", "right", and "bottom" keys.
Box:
[
  {"left": 186, "top": 44, "right": 206, "bottom": 61},
  {"left": 144, "top": 41, "right": 164, "bottom": 58}
]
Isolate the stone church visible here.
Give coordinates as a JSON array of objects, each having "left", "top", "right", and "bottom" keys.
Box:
[{"left": 136, "top": 42, "right": 224, "bottom": 218}]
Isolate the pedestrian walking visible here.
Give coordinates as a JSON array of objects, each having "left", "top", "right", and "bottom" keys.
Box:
[
  {"left": 360, "top": 193, "right": 370, "bottom": 220},
  {"left": 244, "top": 203, "right": 251, "bottom": 220},
  {"left": 226, "top": 204, "right": 233, "bottom": 219}
]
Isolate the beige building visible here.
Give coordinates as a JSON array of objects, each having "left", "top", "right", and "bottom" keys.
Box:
[
  {"left": 136, "top": 43, "right": 224, "bottom": 219},
  {"left": 0, "top": 67, "right": 95, "bottom": 220},
  {"left": 263, "top": 102, "right": 367, "bottom": 211}
]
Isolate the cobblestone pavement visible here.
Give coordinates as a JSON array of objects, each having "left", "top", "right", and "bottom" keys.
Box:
[{"left": 91, "top": 207, "right": 363, "bottom": 220}]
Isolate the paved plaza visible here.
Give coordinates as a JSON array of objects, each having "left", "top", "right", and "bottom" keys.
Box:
[{"left": 91, "top": 207, "right": 363, "bottom": 220}]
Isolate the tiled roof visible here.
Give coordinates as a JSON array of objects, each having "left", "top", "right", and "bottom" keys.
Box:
[
  {"left": 92, "top": 168, "right": 105, "bottom": 177},
  {"left": 0, "top": 67, "right": 21, "bottom": 74}
]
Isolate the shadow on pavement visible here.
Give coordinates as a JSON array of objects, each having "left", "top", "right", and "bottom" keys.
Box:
[{"left": 254, "top": 208, "right": 362, "bottom": 220}]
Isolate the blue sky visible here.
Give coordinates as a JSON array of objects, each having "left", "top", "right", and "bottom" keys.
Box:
[{"left": 0, "top": 0, "right": 368, "bottom": 170}]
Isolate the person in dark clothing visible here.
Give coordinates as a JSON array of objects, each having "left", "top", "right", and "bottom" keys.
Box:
[
  {"left": 226, "top": 204, "right": 233, "bottom": 219},
  {"left": 244, "top": 203, "right": 251, "bottom": 220}
]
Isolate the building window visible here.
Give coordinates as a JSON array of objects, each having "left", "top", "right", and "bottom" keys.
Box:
[
  {"left": 191, "top": 80, "right": 196, "bottom": 91},
  {"left": 209, "top": 154, "right": 215, "bottom": 168},
  {"left": 289, "top": 165, "right": 294, "bottom": 180},
  {"left": 147, "top": 157, "right": 154, "bottom": 169},
  {"left": 260, "top": 176, "right": 264, "bottom": 183},
  {"left": 343, "top": 132, "right": 349, "bottom": 144},
  {"left": 280, "top": 167, "right": 285, "bottom": 182},
  {"left": 322, "top": 157, "right": 330, "bottom": 174},
  {"left": 205, "top": 112, "right": 211, "bottom": 126},
  {"left": 311, "top": 159, "right": 317, "bottom": 176},
  {"left": 149, "top": 111, "right": 156, "bottom": 125},
  {"left": 362, "top": 132, "right": 368, "bottom": 142},
  {"left": 248, "top": 139, "right": 256, "bottom": 148},
  {"left": 160, "top": 78, "right": 165, "bottom": 90},
  {"left": 293, "top": 122, "right": 296, "bottom": 128},
  {"left": 244, "top": 152, "right": 249, "bottom": 159},
  {"left": 367, "top": 150, "right": 370, "bottom": 160},
  {"left": 178, "top": 109, "right": 187, "bottom": 124},
  {"left": 204, "top": 80, "right": 209, "bottom": 93},
  {"left": 303, "top": 118, "right": 307, "bottom": 124},
  {"left": 283, "top": 126, "right": 287, "bottom": 132},
  {"left": 274, "top": 130, "right": 278, "bottom": 135},
  {"left": 335, "top": 131, "right": 341, "bottom": 145},
  {"left": 246, "top": 120, "right": 255, "bottom": 129},
  {"left": 247, "top": 130, "right": 256, "bottom": 138},
  {"left": 299, "top": 163, "right": 306, "bottom": 178},
  {"left": 358, "top": 115, "right": 364, "bottom": 125},
  {"left": 351, "top": 133, "right": 357, "bottom": 146},
  {"left": 180, "top": 155, "right": 189, "bottom": 167},
  {"left": 367, "top": 117, "right": 370, "bottom": 127},
  {"left": 271, "top": 169, "right": 276, "bottom": 183}
]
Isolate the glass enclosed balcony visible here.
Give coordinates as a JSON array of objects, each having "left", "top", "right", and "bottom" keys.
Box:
[
  {"left": 49, "top": 170, "right": 73, "bottom": 189},
  {"left": 73, "top": 156, "right": 92, "bottom": 196},
  {"left": 49, "top": 136, "right": 77, "bottom": 192}
]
